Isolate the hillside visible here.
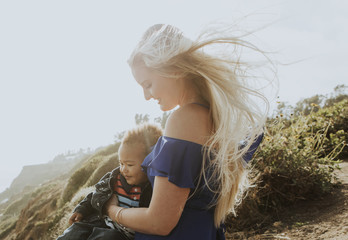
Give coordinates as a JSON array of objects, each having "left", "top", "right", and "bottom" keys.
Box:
[
  {"left": 10, "top": 161, "right": 76, "bottom": 193},
  {"left": 1, "top": 157, "right": 347, "bottom": 239},
  {"left": 226, "top": 161, "right": 348, "bottom": 239},
  {"left": 0, "top": 150, "right": 91, "bottom": 205},
  {"left": 0, "top": 142, "right": 120, "bottom": 240},
  {"left": 0, "top": 92, "right": 346, "bottom": 240}
]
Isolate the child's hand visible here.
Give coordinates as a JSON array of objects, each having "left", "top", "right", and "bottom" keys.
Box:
[{"left": 68, "top": 212, "right": 83, "bottom": 226}]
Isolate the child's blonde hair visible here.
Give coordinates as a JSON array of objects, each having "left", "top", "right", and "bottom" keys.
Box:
[
  {"left": 122, "top": 123, "right": 163, "bottom": 156},
  {"left": 128, "top": 24, "right": 270, "bottom": 226}
]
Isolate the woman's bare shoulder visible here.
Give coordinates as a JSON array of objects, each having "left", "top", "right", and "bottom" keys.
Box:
[{"left": 164, "top": 104, "right": 212, "bottom": 145}]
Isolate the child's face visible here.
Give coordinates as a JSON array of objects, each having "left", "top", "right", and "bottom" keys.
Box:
[{"left": 118, "top": 143, "right": 148, "bottom": 186}]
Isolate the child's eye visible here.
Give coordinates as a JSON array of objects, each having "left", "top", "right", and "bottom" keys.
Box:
[{"left": 145, "top": 84, "right": 152, "bottom": 89}]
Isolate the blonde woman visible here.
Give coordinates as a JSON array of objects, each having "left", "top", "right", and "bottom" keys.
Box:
[{"left": 105, "top": 24, "right": 267, "bottom": 240}]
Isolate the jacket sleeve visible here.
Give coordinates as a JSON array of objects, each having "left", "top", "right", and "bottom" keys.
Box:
[
  {"left": 74, "top": 171, "right": 114, "bottom": 217},
  {"left": 91, "top": 171, "right": 115, "bottom": 216},
  {"left": 73, "top": 192, "right": 96, "bottom": 217}
]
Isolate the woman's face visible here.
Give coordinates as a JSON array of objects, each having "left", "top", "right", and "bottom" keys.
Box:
[{"left": 132, "top": 65, "right": 184, "bottom": 111}]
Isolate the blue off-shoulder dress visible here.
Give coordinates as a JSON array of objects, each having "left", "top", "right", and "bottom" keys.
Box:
[{"left": 136, "top": 135, "right": 263, "bottom": 240}]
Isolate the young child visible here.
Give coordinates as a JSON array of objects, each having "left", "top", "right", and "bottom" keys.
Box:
[{"left": 56, "top": 123, "right": 163, "bottom": 240}]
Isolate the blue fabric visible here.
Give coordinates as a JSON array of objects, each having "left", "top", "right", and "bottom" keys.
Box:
[
  {"left": 136, "top": 135, "right": 262, "bottom": 240},
  {"left": 143, "top": 136, "right": 203, "bottom": 189},
  {"left": 241, "top": 133, "right": 264, "bottom": 164},
  {"left": 137, "top": 136, "right": 224, "bottom": 240}
]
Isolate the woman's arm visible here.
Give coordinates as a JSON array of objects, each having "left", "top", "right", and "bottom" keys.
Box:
[
  {"left": 105, "top": 104, "right": 211, "bottom": 235},
  {"left": 106, "top": 176, "right": 190, "bottom": 236}
]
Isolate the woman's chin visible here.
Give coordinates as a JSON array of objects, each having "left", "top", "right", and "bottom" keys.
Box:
[
  {"left": 160, "top": 105, "right": 169, "bottom": 111},
  {"left": 160, "top": 104, "right": 177, "bottom": 112}
]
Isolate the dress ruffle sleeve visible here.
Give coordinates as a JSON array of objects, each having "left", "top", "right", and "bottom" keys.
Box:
[
  {"left": 141, "top": 136, "right": 204, "bottom": 189},
  {"left": 241, "top": 133, "right": 264, "bottom": 163}
]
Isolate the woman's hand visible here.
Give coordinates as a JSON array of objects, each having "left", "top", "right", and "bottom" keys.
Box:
[
  {"left": 68, "top": 212, "right": 83, "bottom": 226},
  {"left": 104, "top": 193, "right": 119, "bottom": 217}
]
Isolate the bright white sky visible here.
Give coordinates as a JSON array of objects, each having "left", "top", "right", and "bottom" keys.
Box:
[{"left": 0, "top": 0, "right": 347, "bottom": 193}]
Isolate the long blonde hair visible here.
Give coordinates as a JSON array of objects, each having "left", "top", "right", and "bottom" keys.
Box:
[{"left": 128, "top": 24, "right": 270, "bottom": 226}]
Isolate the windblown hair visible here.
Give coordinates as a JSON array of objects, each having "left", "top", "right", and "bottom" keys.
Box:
[
  {"left": 128, "top": 24, "right": 270, "bottom": 226},
  {"left": 122, "top": 123, "right": 163, "bottom": 156}
]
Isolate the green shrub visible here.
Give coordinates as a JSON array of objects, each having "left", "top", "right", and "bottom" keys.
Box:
[
  {"left": 255, "top": 117, "right": 341, "bottom": 201},
  {"left": 85, "top": 153, "right": 119, "bottom": 187},
  {"left": 60, "top": 141, "right": 121, "bottom": 205},
  {"left": 226, "top": 100, "right": 345, "bottom": 232},
  {"left": 307, "top": 99, "right": 348, "bottom": 158},
  {"left": 61, "top": 156, "right": 104, "bottom": 204}
]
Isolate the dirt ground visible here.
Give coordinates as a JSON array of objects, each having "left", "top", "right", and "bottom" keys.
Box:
[{"left": 227, "top": 162, "right": 348, "bottom": 240}]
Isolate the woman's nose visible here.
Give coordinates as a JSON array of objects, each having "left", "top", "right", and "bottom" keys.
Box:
[{"left": 143, "top": 89, "right": 152, "bottom": 100}]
